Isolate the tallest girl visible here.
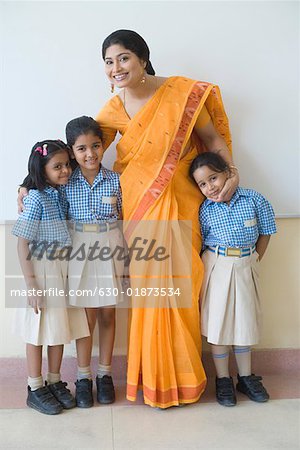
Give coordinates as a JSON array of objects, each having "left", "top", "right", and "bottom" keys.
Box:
[{"left": 97, "top": 29, "right": 238, "bottom": 408}]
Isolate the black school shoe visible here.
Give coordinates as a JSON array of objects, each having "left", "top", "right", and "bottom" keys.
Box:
[
  {"left": 236, "top": 374, "right": 270, "bottom": 402},
  {"left": 27, "top": 385, "right": 63, "bottom": 415},
  {"left": 96, "top": 375, "right": 115, "bottom": 404},
  {"left": 75, "top": 378, "right": 94, "bottom": 408},
  {"left": 215, "top": 376, "right": 237, "bottom": 407},
  {"left": 46, "top": 381, "right": 76, "bottom": 409}
]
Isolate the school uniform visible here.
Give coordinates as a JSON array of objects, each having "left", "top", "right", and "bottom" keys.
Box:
[
  {"left": 199, "top": 187, "right": 276, "bottom": 346},
  {"left": 64, "top": 166, "right": 125, "bottom": 308},
  {"left": 12, "top": 187, "right": 90, "bottom": 346}
]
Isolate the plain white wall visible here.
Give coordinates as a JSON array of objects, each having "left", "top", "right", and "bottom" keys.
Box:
[
  {"left": 0, "top": 2, "right": 299, "bottom": 358},
  {"left": 1, "top": 1, "right": 299, "bottom": 219}
]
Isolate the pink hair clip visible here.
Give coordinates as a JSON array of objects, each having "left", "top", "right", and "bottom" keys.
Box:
[
  {"left": 35, "top": 144, "right": 48, "bottom": 156},
  {"left": 42, "top": 144, "right": 48, "bottom": 156}
]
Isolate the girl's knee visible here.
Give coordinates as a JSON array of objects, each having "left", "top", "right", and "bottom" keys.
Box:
[
  {"left": 85, "top": 308, "right": 97, "bottom": 332},
  {"left": 98, "top": 308, "right": 115, "bottom": 328}
]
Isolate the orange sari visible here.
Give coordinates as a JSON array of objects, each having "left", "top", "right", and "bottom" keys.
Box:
[{"left": 96, "top": 76, "right": 231, "bottom": 408}]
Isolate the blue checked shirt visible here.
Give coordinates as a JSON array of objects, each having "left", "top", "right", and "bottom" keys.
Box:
[
  {"left": 62, "top": 166, "right": 122, "bottom": 223},
  {"left": 12, "top": 187, "right": 71, "bottom": 246},
  {"left": 199, "top": 187, "right": 276, "bottom": 249}
]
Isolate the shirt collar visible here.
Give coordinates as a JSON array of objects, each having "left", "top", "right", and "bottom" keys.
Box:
[
  {"left": 43, "top": 186, "right": 59, "bottom": 197},
  {"left": 70, "top": 165, "right": 109, "bottom": 186}
]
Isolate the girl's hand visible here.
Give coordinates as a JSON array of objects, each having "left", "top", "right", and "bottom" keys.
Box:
[
  {"left": 214, "top": 168, "right": 239, "bottom": 202},
  {"left": 17, "top": 187, "right": 29, "bottom": 213},
  {"left": 121, "top": 276, "right": 131, "bottom": 291},
  {"left": 255, "top": 235, "right": 271, "bottom": 261},
  {"left": 28, "top": 293, "right": 43, "bottom": 315}
]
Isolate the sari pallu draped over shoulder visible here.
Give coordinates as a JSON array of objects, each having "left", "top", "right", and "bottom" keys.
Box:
[{"left": 97, "top": 76, "right": 232, "bottom": 408}]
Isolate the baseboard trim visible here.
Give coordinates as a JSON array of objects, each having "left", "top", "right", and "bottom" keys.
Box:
[{"left": 0, "top": 348, "right": 299, "bottom": 381}]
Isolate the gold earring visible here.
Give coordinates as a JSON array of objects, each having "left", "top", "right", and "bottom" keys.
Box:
[
  {"left": 110, "top": 83, "right": 115, "bottom": 93},
  {"left": 140, "top": 75, "right": 146, "bottom": 84}
]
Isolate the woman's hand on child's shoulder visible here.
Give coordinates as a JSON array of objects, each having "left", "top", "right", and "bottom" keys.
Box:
[
  {"left": 121, "top": 276, "right": 131, "bottom": 291},
  {"left": 17, "top": 187, "right": 29, "bottom": 213},
  {"left": 214, "top": 168, "right": 239, "bottom": 202}
]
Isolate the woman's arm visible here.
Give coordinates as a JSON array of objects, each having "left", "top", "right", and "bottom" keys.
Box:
[
  {"left": 194, "top": 119, "right": 239, "bottom": 202},
  {"left": 95, "top": 101, "right": 118, "bottom": 150},
  {"left": 17, "top": 187, "right": 28, "bottom": 213}
]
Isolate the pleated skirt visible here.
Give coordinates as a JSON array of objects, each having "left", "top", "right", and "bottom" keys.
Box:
[
  {"left": 68, "top": 227, "right": 126, "bottom": 307},
  {"left": 13, "top": 257, "right": 90, "bottom": 346},
  {"left": 200, "top": 249, "right": 262, "bottom": 346}
]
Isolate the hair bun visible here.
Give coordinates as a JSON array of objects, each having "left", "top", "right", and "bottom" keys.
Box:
[{"left": 146, "top": 60, "right": 155, "bottom": 76}]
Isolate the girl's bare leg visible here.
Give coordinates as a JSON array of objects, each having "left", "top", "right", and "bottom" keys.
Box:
[
  {"left": 26, "top": 344, "right": 43, "bottom": 378},
  {"left": 97, "top": 307, "right": 115, "bottom": 365},
  {"left": 76, "top": 308, "right": 97, "bottom": 367},
  {"left": 47, "top": 345, "right": 64, "bottom": 374}
]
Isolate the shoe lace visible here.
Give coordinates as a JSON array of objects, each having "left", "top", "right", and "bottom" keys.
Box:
[
  {"left": 76, "top": 380, "right": 91, "bottom": 393},
  {"left": 101, "top": 376, "right": 112, "bottom": 385},
  {"left": 99, "top": 376, "right": 114, "bottom": 393},
  {"left": 246, "top": 375, "right": 265, "bottom": 393},
  {"left": 53, "top": 381, "right": 71, "bottom": 394},
  {"left": 217, "top": 379, "right": 233, "bottom": 396},
  {"left": 36, "top": 386, "right": 56, "bottom": 402}
]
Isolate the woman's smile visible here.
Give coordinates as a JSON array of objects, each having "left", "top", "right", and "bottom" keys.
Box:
[{"left": 114, "top": 73, "right": 128, "bottom": 82}]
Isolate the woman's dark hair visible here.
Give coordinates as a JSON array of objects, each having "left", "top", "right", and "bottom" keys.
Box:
[
  {"left": 189, "top": 152, "right": 230, "bottom": 180},
  {"left": 65, "top": 116, "right": 103, "bottom": 147},
  {"left": 21, "top": 140, "right": 69, "bottom": 191},
  {"left": 102, "top": 29, "right": 155, "bottom": 75}
]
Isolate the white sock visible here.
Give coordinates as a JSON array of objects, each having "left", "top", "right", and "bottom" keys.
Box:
[
  {"left": 28, "top": 375, "right": 43, "bottom": 391},
  {"left": 46, "top": 372, "right": 61, "bottom": 385},
  {"left": 77, "top": 365, "right": 92, "bottom": 381},
  {"left": 97, "top": 364, "right": 112, "bottom": 378}
]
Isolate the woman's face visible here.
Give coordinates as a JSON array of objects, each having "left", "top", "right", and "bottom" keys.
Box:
[{"left": 104, "top": 44, "right": 146, "bottom": 89}]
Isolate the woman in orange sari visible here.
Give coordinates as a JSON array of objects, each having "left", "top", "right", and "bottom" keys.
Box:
[{"left": 97, "top": 29, "right": 238, "bottom": 409}]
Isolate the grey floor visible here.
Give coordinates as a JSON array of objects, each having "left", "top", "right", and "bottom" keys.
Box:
[{"left": 1, "top": 399, "right": 300, "bottom": 450}]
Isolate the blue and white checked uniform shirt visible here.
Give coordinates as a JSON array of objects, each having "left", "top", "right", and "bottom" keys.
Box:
[
  {"left": 12, "top": 187, "right": 71, "bottom": 246},
  {"left": 63, "top": 166, "right": 122, "bottom": 223},
  {"left": 199, "top": 187, "right": 276, "bottom": 249}
]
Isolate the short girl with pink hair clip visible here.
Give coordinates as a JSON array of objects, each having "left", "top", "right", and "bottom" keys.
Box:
[{"left": 12, "top": 140, "right": 90, "bottom": 415}]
